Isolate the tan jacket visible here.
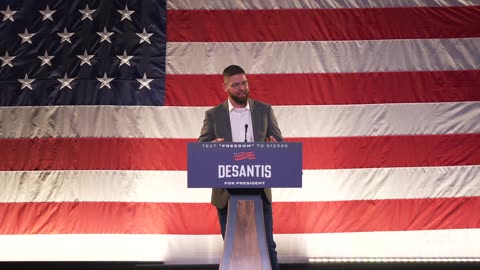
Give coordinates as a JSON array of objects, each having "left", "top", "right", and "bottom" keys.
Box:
[{"left": 198, "top": 99, "right": 283, "bottom": 208}]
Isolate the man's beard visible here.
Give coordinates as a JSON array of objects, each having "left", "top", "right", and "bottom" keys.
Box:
[{"left": 229, "top": 90, "right": 249, "bottom": 105}]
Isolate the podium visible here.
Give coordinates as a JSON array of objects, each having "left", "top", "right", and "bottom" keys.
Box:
[{"left": 188, "top": 142, "right": 302, "bottom": 270}]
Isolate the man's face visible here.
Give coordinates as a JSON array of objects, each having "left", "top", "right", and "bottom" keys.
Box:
[{"left": 224, "top": 74, "right": 249, "bottom": 106}]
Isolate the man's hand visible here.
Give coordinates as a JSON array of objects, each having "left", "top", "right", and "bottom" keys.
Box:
[
  {"left": 212, "top": 138, "right": 225, "bottom": 142},
  {"left": 265, "top": 136, "right": 277, "bottom": 142}
]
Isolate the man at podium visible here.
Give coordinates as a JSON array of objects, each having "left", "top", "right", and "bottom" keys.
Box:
[{"left": 199, "top": 64, "right": 283, "bottom": 270}]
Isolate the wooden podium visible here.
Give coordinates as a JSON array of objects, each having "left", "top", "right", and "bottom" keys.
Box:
[
  {"left": 220, "top": 195, "right": 271, "bottom": 269},
  {"left": 187, "top": 142, "right": 302, "bottom": 270}
]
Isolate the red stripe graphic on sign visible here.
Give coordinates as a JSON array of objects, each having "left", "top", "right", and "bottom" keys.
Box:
[{"left": 234, "top": 151, "right": 256, "bottom": 161}]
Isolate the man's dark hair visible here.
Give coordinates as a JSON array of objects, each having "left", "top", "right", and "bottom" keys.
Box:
[{"left": 223, "top": 65, "right": 245, "bottom": 78}]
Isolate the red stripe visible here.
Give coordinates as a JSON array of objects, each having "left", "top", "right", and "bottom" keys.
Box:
[
  {"left": 1, "top": 197, "right": 478, "bottom": 234},
  {"left": 165, "top": 71, "right": 480, "bottom": 106},
  {"left": 1, "top": 135, "right": 478, "bottom": 171},
  {"left": 292, "top": 135, "right": 480, "bottom": 169},
  {"left": 167, "top": 7, "right": 480, "bottom": 42},
  {"left": 0, "top": 138, "right": 190, "bottom": 171}
]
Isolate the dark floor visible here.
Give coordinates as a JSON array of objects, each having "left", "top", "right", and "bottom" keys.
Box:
[{"left": 1, "top": 262, "right": 480, "bottom": 270}]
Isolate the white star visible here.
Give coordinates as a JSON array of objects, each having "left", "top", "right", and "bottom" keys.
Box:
[
  {"left": 0, "top": 51, "right": 15, "bottom": 67},
  {"left": 136, "top": 28, "right": 153, "bottom": 44},
  {"left": 118, "top": 5, "right": 134, "bottom": 21},
  {"left": 137, "top": 73, "right": 153, "bottom": 90},
  {"left": 79, "top": 4, "right": 96, "bottom": 21},
  {"left": 38, "top": 50, "right": 54, "bottom": 66},
  {"left": 57, "top": 27, "right": 74, "bottom": 43},
  {"left": 57, "top": 73, "right": 75, "bottom": 90},
  {"left": 116, "top": 50, "right": 133, "bottom": 67},
  {"left": 96, "top": 27, "right": 114, "bottom": 44},
  {"left": 18, "top": 29, "right": 36, "bottom": 44},
  {"left": 40, "top": 5, "right": 56, "bottom": 21},
  {"left": 18, "top": 74, "right": 35, "bottom": 90},
  {"left": 97, "top": 73, "right": 114, "bottom": 89},
  {"left": 77, "top": 50, "right": 94, "bottom": 66},
  {"left": 1, "top": 5, "right": 17, "bottom": 22}
]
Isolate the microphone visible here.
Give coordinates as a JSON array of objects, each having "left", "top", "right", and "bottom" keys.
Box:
[{"left": 244, "top": 124, "right": 248, "bottom": 142}]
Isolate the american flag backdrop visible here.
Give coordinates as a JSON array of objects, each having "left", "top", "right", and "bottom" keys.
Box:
[{"left": 1, "top": 0, "right": 480, "bottom": 263}]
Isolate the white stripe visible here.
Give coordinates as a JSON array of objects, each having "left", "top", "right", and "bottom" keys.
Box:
[
  {"left": 1, "top": 229, "right": 479, "bottom": 261},
  {"left": 166, "top": 39, "right": 480, "bottom": 74},
  {"left": 1, "top": 166, "right": 478, "bottom": 203},
  {"left": 1, "top": 102, "right": 478, "bottom": 138},
  {"left": 167, "top": 0, "right": 480, "bottom": 10},
  {"left": 275, "top": 102, "right": 480, "bottom": 138}
]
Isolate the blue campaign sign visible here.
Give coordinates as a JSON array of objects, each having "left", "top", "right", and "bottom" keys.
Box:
[{"left": 187, "top": 142, "right": 302, "bottom": 188}]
